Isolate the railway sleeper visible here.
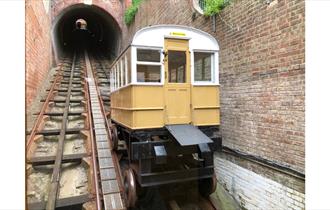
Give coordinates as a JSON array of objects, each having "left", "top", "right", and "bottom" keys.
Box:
[{"left": 28, "top": 153, "right": 88, "bottom": 166}]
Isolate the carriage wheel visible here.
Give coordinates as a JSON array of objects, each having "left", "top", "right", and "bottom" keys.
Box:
[
  {"left": 110, "top": 125, "right": 118, "bottom": 151},
  {"left": 199, "top": 173, "right": 217, "bottom": 197},
  {"left": 124, "top": 168, "right": 138, "bottom": 207}
]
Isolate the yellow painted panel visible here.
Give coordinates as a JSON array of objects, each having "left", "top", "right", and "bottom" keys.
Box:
[
  {"left": 191, "top": 86, "right": 220, "bottom": 126},
  {"left": 110, "top": 85, "right": 133, "bottom": 128},
  {"left": 165, "top": 84, "right": 190, "bottom": 124},
  {"left": 191, "top": 86, "right": 220, "bottom": 108},
  {"left": 111, "top": 109, "right": 133, "bottom": 128},
  {"left": 133, "top": 110, "right": 164, "bottom": 129},
  {"left": 132, "top": 86, "right": 164, "bottom": 108},
  {"left": 110, "top": 85, "right": 133, "bottom": 108},
  {"left": 193, "top": 109, "right": 220, "bottom": 126},
  {"left": 111, "top": 85, "right": 165, "bottom": 129},
  {"left": 165, "top": 39, "right": 189, "bottom": 50}
]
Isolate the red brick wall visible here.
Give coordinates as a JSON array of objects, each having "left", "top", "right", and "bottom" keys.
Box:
[
  {"left": 51, "top": 0, "right": 123, "bottom": 29},
  {"left": 121, "top": 0, "right": 305, "bottom": 174},
  {"left": 218, "top": 0, "right": 304, "bottom": 174},
  {"left": 26, "top": 0, "right": 52, "bottom": 108}
]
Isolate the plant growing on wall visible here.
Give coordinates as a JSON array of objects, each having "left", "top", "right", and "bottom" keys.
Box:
[
  {"left": 204, "top": 0, "right": 231, "bottom": 16},
  {"left": 124, "top": 0, "right": 143, "bottom": 25}
]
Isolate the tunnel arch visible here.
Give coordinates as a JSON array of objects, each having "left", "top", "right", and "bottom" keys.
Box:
[{"left": 52, "top": 3, "right": 122, "bottom": 62}]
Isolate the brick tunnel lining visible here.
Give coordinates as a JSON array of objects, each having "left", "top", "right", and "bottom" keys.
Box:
[{"left": 52, "top": 4, "right": 121, "bottom": 60}]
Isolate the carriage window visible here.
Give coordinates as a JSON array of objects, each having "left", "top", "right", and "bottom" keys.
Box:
[
  {"left": 125, "top": 54, "right": 130, "bottom": 84},
  {"left": 113, "top": 68, "right": 116, "bottom": 90},
  {"left": 137, "top": 49, "right": 160, "bottom": 62},
  {"left": 121, "top": 59, "right": 125, "bottom": 86},
  {"left": 122, "top": 58, "right": 126, "bottom": 85},
  {"left": 118, "top": 63, "right": 122, "bottom": 88},
  {"left": 112, "top": 70, "right": 115, "bottom": 91},
  {"left": 168, "top": 50, "right": 186, "bottom": 83},
  {"left": 116, "top": 64, "right": 119, "bottom": 88},
  {"left": 110, "top": 70, "right": 113, "bottom": 92},
  {"left": 194, "top": 52, "right": 213, "bottom": 82},
  {"left": 137, "top": 65, "right": 161, "bottom": 82},
  {"left": 136, "top": 48, "right": 162, "bottom": 83},
  {"left": 126, "top": 49, "right": 132, "bottom": 84}
]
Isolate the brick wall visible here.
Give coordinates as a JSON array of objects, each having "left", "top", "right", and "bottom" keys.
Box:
[
  {"left": 120, "top": 0, "right": 305, "bottom": 208},
  {"left": 51, "top": 0, "right": 123, "bottom": 29},
  {"left": 214, "top": 152, "right": 305, "bottom": 210},
  {"left": 26, "top": 0, "right": 52, "bottom": 107},
  {"left": 217, "top": 0, "right": 305, "bottom": 174}
]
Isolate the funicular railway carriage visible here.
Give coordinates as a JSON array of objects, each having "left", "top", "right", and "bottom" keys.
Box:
[{"left": 109, "top": 25, "right": 220, "bottom": 207}]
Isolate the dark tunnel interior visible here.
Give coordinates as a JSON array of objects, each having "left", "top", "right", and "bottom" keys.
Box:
[{"left": 52, "top": 4, "right": 121, "bottom": 60}]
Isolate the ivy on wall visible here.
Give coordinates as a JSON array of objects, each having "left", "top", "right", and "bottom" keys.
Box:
[
  {"left": 204, "top": 0, "right": 231, "bottom": 16},
  {"left": 124, "top": 0, "right": 143, "bottom": 25}
]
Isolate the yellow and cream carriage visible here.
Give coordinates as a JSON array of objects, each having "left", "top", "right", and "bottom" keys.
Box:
[{"left": 109, "top": 25, "right": 220, "bottom": 207}]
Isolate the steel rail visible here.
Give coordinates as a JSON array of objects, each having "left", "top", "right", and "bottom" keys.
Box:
[
  {"left": 46, "top": 53, "right": 77, "bottom": 210},
  {"left": 84, "top": 50, "right": 102, "bottom": 210},
  {"left": 94, "top": 53, "right": 110, "bottom": 80},
  {"left": 26, "top": 60, "right": 65, "bottom": 150}
]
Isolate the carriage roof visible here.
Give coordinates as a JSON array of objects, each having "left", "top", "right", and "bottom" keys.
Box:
[{"left": 131, "top": 25, "right": 219, "bottom": 51}]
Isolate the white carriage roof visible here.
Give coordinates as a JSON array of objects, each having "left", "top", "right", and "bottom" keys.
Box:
[{"left": 131, "top": 25, "right": 219, "bottom": 51}]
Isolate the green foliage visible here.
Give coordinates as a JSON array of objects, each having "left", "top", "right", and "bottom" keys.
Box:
[
  {"left": 204, "top": 0, "right": 231, "bottom": 16},
  {"left": 124, "top": 0, "right": 143, "bottom": 25}
]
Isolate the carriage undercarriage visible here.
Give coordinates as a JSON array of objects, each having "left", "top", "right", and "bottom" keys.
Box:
[{"left": 111, "top": 123, "right": 220, "bottom": 207}]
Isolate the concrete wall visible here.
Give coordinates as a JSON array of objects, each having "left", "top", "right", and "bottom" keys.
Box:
[
  {"left": 25, "top": 0, "right": 52, "bottom": 107},
  {"left": 120, "top": 0, "right": 305, "bottom": 209}
]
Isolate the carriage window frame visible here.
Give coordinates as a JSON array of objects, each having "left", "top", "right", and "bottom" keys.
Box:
[
  {"left": 126, "top": 48, "right": 132, "bottom": 84},
  {"left": 192, "top": 50, "right": 218, "bottom": 85},
  {"left": 110, "top": 49, "right": 133, "bottom": 93},
  {"left": 116, "top": 64, "right": 119, "bottom": 89},
  {"left": 133, "top": 46, "right": 163, "bottom": 85},
  {"left": 120, "top": 58, "right": 125, "bottom": 86},
  {"left": 111, "top": 68, "right": 115, "bottom": 91},
  {"left": 110, "top": 70, "right": 114, "bottom": 92},
  {"left": 123, "top": 53, "right": 128, "bottom": 86}
]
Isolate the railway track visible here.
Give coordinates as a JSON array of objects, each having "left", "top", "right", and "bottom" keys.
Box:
[
  {"left": 27, "top": 52, "right": 100, "bottom": 210},
  {"left": 90, "top": 54, "right": 112, "bottom": 112},
  {"left": 26, "top": 50, "right": 218, "bottom": 210},
  {"left": 26, "top": 51, "right": 124, "bottom": 210}
]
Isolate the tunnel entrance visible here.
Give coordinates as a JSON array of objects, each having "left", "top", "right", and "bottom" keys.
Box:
[{"left": 52, "top": 4, "right": 121, "bottom": 61}]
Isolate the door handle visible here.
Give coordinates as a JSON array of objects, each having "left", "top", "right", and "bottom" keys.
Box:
[{"left": 162, "top": 50, "right": 168, "bottom": 57}]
